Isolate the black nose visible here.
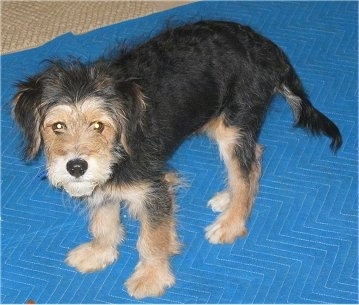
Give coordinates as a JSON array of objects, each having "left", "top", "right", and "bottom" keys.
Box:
[{"left": 66, "top": 158, "right": 88, "bottom": 178}]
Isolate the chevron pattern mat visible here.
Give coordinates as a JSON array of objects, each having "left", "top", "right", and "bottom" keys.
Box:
[{"left": 1, "top": 1, "right": 358, "bottom": 304}]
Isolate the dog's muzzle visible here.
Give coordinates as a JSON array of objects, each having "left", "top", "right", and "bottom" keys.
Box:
[
  {"left": 47, "top": 155, "right": 113, "bottom": 198},
  {"left": 66, "top": 158, "right": 88, "bottom": 178}
]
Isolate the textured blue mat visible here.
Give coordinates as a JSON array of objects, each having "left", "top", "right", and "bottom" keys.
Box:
[{"left": 1, "top": 1, "right": 358, "bottom": 304}]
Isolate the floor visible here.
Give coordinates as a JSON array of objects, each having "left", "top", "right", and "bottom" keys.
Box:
[
  {"left": 1, "top": 1, "right": 190, "bottom": 54},
  {"left": 1, "top": 1, "right": 358, "bottom": 304}
]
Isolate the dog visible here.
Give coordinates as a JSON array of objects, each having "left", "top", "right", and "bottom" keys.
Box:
[{"left": 12, "top": 20, "right": 342, "bottom": 299}]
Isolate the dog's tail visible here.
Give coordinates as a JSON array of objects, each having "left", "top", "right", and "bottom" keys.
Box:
[{"left": 278, "top": 66, "right": 342, "bottom": 153}]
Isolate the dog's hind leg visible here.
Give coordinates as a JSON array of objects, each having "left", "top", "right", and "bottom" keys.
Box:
[
  {"left": 125, "top": 179, "right": 181, "bottom": 299},
  {"left": 66, "top": 202, "right": 123, "bottom": 272},
  {"left": 203, "top": 115, "right": 263, "bottom": 244}
]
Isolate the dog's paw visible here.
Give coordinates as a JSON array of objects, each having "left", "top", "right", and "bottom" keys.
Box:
[
  {"left": 66, "top": 242, "right": 118, "bottom": 273},
  {"left": 125, "top": 261, "right": 174, "bottom": 299},
  {"left": 205, "top": 215, "right": 247, "bottom": 244},
  {"left": 208, "top": 191, "right": 230, "bottom": 213}
]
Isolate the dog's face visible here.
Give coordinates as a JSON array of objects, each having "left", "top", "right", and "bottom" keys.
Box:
[
  {"left": 41, "top": 98, "right": 119, "bottom": 197},
  {"left": 12, "top": 60, "right": 145, "bottom": 197}
]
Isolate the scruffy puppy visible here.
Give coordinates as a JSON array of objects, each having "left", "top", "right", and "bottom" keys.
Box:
[{"left": 12, "top": 21, "right": 342, "bottom": 298}]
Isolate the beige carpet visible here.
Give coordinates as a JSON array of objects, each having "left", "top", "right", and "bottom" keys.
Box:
[{"left": 1, "top": 1, "right": 191, "bottom": 55}]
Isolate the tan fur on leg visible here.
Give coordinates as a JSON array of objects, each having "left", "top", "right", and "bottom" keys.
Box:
[
  {"left": 126, "top": 217, "right": 180, "bottom": 299},
  {"left": 203, "top": 116, "right": 263, "bottom": 244},
  {"left": 66, "top": 203, "right": 123, "bottom": 272},
  {"left": 208, "top": 190, "right": 230, "bottom": 213},
  {"left": 248, "top": 144, "right": 263, "bottom": 211}
]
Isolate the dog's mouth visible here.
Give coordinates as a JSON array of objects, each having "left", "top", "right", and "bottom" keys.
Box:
[
  {"left": 47, "top": 166, "right": 102, "bottom": 198},
  {"left": 46, "top": 156, "right": 114, "bottom": 198},
  {"left": 60, "top": 158, "right": 96, "bottom": 197},
  {"left": 62, "top": 180, "right": 97, "bottom": 198}
]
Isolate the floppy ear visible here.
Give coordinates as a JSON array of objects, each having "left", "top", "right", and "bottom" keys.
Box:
[
  {"left": 115, "top": 80, "right": 147, "bottom": 155},
  {"left": 126, "top": 82, "right": 147, "bottom": 130},
  {"left": 12, "top": 76, "right": 44, "bottom": 160}
]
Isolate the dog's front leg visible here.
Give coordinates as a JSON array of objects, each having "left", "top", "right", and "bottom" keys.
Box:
[
  {"left": 125, "top": 182, "right": 180, "bottom": 299},
  {"left": 66, "top": 202, "right": 123, "bottom": 273}
]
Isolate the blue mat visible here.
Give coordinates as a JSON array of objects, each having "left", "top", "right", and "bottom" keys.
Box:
[{"left": 1, "top": 1, "right": 358, "bottom": 304}]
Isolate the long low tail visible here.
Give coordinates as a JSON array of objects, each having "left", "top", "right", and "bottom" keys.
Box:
[{"left": 278, "top": 68, "right": 342, "bottom": 153}]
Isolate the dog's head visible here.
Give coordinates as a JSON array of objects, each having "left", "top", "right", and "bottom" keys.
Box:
[{"left": 12, "top": 60, "right": 146, "bottom": 197}]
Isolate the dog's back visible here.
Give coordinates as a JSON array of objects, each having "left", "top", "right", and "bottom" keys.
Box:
[{"left": 113, "top": 21, "right": 341, "bottom": 159}]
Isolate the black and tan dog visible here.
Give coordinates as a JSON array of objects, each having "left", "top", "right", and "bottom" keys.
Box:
[{"left": 12, "top": 21, "right": 342, "bottom": 298}]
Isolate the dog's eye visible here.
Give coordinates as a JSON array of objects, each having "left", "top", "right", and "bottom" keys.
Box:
[
  {"left": 91, "top": 121, "right": 104, "bottom": 133},
  {"left": 52, "top": 122, "right": 66, "bottom": 133}
]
